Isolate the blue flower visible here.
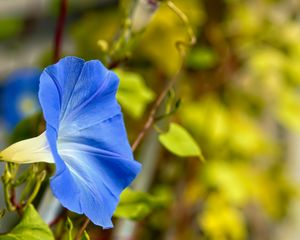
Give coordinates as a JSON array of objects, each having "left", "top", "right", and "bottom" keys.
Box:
[
  {"left": 1, "top": 57, "right": 142, "bottom": 228},
  {"left": 0, "top": 68, "right": 41, "bottom": 131}
]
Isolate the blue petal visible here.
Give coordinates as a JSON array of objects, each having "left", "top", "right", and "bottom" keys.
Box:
[
  {"left": 46, "top": 126, "right": 82, "bottom": 212},
  {"left": 39, "top": 57, "right": 85, "bottom": 131},
  {"left": 38, "top": 56, "right": 141, "bottom": 228}
]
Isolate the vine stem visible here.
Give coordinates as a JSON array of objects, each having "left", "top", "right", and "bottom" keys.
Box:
[
  {"left": 131, "top": 73, "right": 179, "bottom": 151},
  {"left": 75, "top": 218, "right": 90, "bottom": 240},
  {"left": 53, "top": 0, "right": 68, "bottom": 63}
]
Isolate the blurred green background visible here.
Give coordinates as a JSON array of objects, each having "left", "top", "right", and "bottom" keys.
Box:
[{"left": 1, "top": 0, "right": 300, "bottom": 239}]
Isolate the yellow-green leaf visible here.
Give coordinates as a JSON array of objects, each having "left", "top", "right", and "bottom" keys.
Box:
[
  {"left": 187, "top": 47, "right": 218, "bottom": 70},
  {"left": 115, "top": 69, "right": 155, "bottom": 119},
  {"left": 114, "top": 188, "right": 166, "bottom": 220},
  {"left": 159, "top": 123, "right": 203, "bottom": 160},
  {"left": 81, "top": 231, "right": 90, "bottom": 240}
]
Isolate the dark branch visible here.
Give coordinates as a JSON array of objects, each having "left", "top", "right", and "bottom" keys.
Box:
[{"left": 53, "top": 0, "right": 68, "bottom": 63}]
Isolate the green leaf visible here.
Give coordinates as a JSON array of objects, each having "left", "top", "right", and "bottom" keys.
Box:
[
  {"left": 115, "top": 69, "right": 155, "bottom": 119},
  {"left": 81, "top": 231, "right": 90, "bottom": 240},
  {"left": 114, "top": 188, "right": 166, "bottom": 220},
  {"left": 159, "top": 123, "right": 204, "bottom": 160},
  {"left": 0, "top": 205, "right": 54, "bottom": 240},
  {"left": 187, "top": 47, "right": 218, "bottom": 70},
  {"left": 0, "top": 18, "right": 24, "bottom": 40},
  {"left": 66, "top": 217, "right": 73, "bottom": 240}
]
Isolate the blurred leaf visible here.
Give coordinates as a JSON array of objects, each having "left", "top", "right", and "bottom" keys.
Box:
[
  {"left": 66, "top": 218, "right": 73, "bottom": 240},
  {"left": 116, "top": 69, "right": 155, "bottom": 118},
  {"left": 71, "top": 10, "right": 121, "bottom": 60},
  {"left": 0, "top": 205, "right": 54, "bottom": 240},
  {"left": 81, "top": 231, "right": 90, "bottom": 240},
  {"left": 0, "top": 18, "right": 23, "bottom": 40},
  {"left": 180, "top": 96, "right": 270, "bottom": 156},
  {"left": 203, "top": 162, "right": 249, "bottom": 205},
  {"left": 136, "top": 0, "right": 204, "bottom": 75},
  {"left": 180, "top": 96, "right": 229, "bottom": 145},
  {"left": 229, "top": 112, "right": 269, "bottom": 156},
  {"left": 284, "top": 57, "right": 300, "bottom": 85},
  {"left": 226, "top": 4, "right": 261, "bottom": 37},
  {"left": 49, "top": 0, "right": 60, "bottom": 16},
  {"left": 159, "top": 123, "right": 203, "bottom": 160},
  {"left": 187, "top": 47, "right": 218, "bottom": 70},
  {"left": 276, "top": 89, "right": 300, "bottom": 132},
  {"left": 249, "top": 48, "right": 284, "bottom": 76},
  {"left": 119, "top": 0, "right": 134, "bottom": 17},
  {"left": 114, "top": 188, "right": 166, "bottom": 220},
  {"left": 9, "top": 112, "right": 43, "bottom": 144},
  {"left": 198, "top": 193, "right": 246, "bottom": 240}
]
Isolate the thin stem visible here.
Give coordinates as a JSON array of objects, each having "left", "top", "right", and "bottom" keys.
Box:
[
  {"left": 25, "top": 171, "right": 46, "bottom": 208},
  {"left": 167, "top": 1, "right": 196, "bottom": 48},
  {"left": 131, "top": 74, "right": 179, "bottom": 151},
  {"left": 4, "top": 182, "right": 16, "bottom": 211},
  {"left": 75, "top": 218, "right": 90, "bottom": 240},
  {"left": 2, "top": 163, "right": 20, "bottom": 212},
  {"left": 53, "top": 0, "right": 68, "bottom": 63}
]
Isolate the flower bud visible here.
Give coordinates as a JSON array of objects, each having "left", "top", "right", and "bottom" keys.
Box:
[{"left": 131, "top": 0, "right": 160, "bottom": 33}]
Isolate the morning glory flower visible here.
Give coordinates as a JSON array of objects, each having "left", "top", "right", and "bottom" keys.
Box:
[
  {"left": 0, "top": 57, "right": 142, "bottom": 228},
  {"left": 0, "top": 68, "right": 41, "bottom": 131}
]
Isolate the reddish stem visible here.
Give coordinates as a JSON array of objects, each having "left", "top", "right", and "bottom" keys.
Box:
[
  {"left": 131, "top": 74, "right": 179, "bottom": 151},
  {"left": 75, "top": 218, "right": 90, "bottom": 240},
  {"left": 10, "top": 188, "right": 22, "bottom": 214},
  {"left": 53, "top": 0, "right": 68, "bottom": 63}
]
